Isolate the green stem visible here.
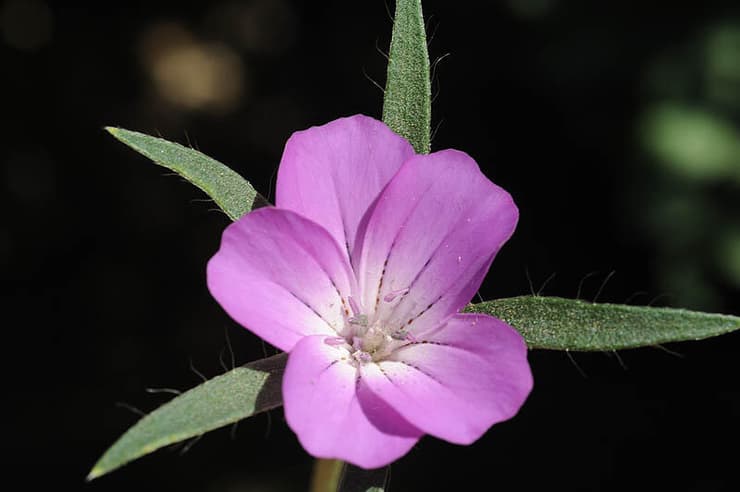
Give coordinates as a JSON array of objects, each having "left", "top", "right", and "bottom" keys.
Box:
[{"left": 310, "top": 459, "right": 345, "bottom": 492}]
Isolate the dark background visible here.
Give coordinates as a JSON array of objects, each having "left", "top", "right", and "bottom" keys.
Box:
[{"left": 3, "top": 1, "right": 739, "bottom": 491}]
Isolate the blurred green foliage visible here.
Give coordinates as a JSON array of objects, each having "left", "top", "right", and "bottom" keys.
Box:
[{"left": 635, "top": 22, "right": 740, "bottom": 308}]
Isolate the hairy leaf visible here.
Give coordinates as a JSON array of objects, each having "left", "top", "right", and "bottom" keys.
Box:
[
  {"left": 107, "top": 127, "right": 267, "bottom": 220},
  {"left": 466, "top": 296, "right": 740, "bottom": 351},
  {"left": 88, "top": 353, "right": 287, "bottom": 480},
  {"left": 382, "top": 0, "right": 431, "bottom": 154}
]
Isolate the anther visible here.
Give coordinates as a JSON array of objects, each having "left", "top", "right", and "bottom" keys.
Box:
[
  {"left": 352, "top": 336, "right": 363, "bottom": 351},
  {"left": 352, "top": 350, "right": 372, "bottom": 364},
  {"left": 346, "top": 296, "right": 368, "bottom": 326},
  {"left": 324, "top": 337, "right": 347, "bottom": 346},
  {"left": 390, "top": 328, "right": 408, "bottom": 340},
  {"left": 383, "top": 288, "right": 410, "bottom": 303},
  {"left": 391, "top": 328, "right": 417, "bottom": 342},
  {"left": 348, "top": 314, "right": 368, "bottom": 326}
]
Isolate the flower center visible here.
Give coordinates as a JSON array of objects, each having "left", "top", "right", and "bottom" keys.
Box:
[{"left": 330, "top": 293, "right": 413, "bottom": 364}]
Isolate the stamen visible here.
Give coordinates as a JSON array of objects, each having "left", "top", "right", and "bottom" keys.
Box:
[
  {"left": 352, "top": 350, "right": 372, "bottom": 363},
  {"left": 347, "top": 296, "right": 368, "bottom": 327},
  {"left": 348, "top": 296, "right": 362, "bottom": 316},
  {"left": 383, "top": 288, "right": 410, "bottom": 303},
  {"left": 352, "top": 336, "right": 363, "bottom": 351},
  {"left": 390, "top": 328, "right": 408, "bottom": 340},
  {"left": 390, "top": 328, "right": 416, "bottom": 342},
  {"left": 324, "top": 337, "right": 347, "bottom": 346},
  {"left": 348, "top": 314, "right": 368, "bottom": 326}
]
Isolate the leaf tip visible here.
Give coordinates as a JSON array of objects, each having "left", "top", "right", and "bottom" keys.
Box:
[
  {"left": 104, "top": 126, "right": 120, "bottom": 136},
  {"left": 86, "top": 465, "right": 104, "bottom": 482}
]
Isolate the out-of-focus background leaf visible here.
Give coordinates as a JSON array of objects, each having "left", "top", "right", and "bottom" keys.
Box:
[{"left": 1, "top": 1, "right": 737, "bottom": 491}]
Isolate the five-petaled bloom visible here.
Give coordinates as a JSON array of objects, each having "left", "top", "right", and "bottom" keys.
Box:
[{"left": 207, "top": 115, "right": 533, "bottom": 468}]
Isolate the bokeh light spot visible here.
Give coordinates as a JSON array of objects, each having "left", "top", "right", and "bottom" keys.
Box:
[
  {"left": 206, "top": 0, "right": 297, "bottom": 56},
  {"left": 640, "top": 102, "right": 739, "bottom": 182},
  {"left": 138, "top": 22, "right": 247, "bottom": 113},
  {"left": 705, "top": 23, "right": 740, "bottom": 107}
]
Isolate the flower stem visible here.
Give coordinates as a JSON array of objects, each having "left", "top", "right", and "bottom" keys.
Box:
[{"left": 310, "top": 459, "right": 345, "bottom": 492}]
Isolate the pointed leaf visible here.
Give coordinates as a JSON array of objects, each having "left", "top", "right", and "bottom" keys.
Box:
[
  {"left": 382, "top": 0, "right": 431, "bottom": 154},
  {"left": 107, "top": 127, "right": 268, "bottom": 220},
  {"left": 466, "top": 296, "right": 740, "bottom": 351},
  {"left": 88, "top": 353, "right": 287, "bottom": 480}
]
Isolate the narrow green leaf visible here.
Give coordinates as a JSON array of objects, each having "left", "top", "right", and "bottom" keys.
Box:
[
  {"left": 106, "top": 127, "right": 267, "bottom": 221},
  {"left": 88, "top": 353, "right": 287, "bottom": 481},
  {"left": 382, "top": 0, "right": 431, "bottom": 154},
  {"left": 339, "top": 464, "right": 390, "bottom": 492},
  {"left": 466, "top": 296, "right": 740, "bottom": 351}
]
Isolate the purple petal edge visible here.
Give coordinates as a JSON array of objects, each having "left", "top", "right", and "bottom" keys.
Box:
[
  {"left": 276, "top": 115, "right": 415, "bottom": 261},
  {"left": 360, "top": 313, "right": 532, "bottom": 444},
  {"left": 283, "top": 335, "right": 422, "bottom": 468}
]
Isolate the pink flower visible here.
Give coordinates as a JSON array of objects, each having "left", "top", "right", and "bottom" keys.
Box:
[{"left": 207, "top": 115, "right": 533, "bottom": 468}]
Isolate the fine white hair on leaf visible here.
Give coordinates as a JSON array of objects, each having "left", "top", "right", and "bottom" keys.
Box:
[
  {"left": 426, "top": 14, "right": 439, "bottom": 46},
  {"left": 176, "top": 434, "right": 203, "bottom": 456},
  {"left": 525, "top": 267, "right": 535, "bottom": 296},
  {"left": 623, "top": 290, "right": 649, "bottom": 304},
  {"left": 224, "top": 325, "right": 236, "bottom": 370},
  {"left": 565, "top": 350, "right": 587, "bottom": 378},
  {"left": 115, "top": 401, "right": 146, "bottom": 417},
  {"left": 648, "top": 293, "right": 673, "bottom": 307},
  {"left": 218, "top": 347, "right": 229, "bottom": 373},
  {"left": 430, "top": 118, "right": 444, "bottom": 143},
  {"left": 592, "top": 270, "right": 616, "bottom": 304},
  {"left": 375, "top": 37, "right": 389, "bottom": 61},
  {"left": 145, "top": 387, "right": 182, "bottom": 396},
  {"left": 576, "top": 270, "right": 599, "bottom": 300},
  {"left": 537, "top": 272, "right": 557, "bottom": 297},
  {"left": 362, "top": 66, "right": 385, "bottom": 94},
  {"left": 229, "top": 421, "right": 239, "bottom": 441},
  {"left": 430, "top": 52, "right": 450, "bottom": 86},
  {"left": 652, "top": 344, "right": 685, "bottom": 359},
  {"left": 610, "top": 350, "right": 628, "bottom": 371},
  {"left": 188, "top": 357, "right": 207, "bottom": 383}
]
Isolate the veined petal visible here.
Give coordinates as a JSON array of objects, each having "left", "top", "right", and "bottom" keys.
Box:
[
  {"left": 353, "top": 149, "right": 518, "bottom": 336},
  {"left": 359, "top": 314, "right": 532, "bottom": 444},
  {"left": 276, "top": 115, "right": 415, "bottom": 261},
  {"left": 207, "top": 208, "right": 357, "bottom": 352},
  {"left": 283, "top": 335, "right": 422, "bottom": 469}
]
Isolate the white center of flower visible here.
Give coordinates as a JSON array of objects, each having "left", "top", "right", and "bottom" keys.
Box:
[{"left": 329, "top": 293, "right": 414, "bottom": 364}]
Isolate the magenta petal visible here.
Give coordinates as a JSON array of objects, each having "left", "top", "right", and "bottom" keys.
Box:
[
  {"left": 283, "top": 335, "right": 422, "bottom": 469},
  {"left": 359, "top": 314, "right": 532, "bottom": 444},
  {"left": 276, "top": 115, "right": 415, "bottom": 259},
  {"left": 353, "top": 149, "right": 519, "bottom": 336},
  {"left": 207, "top": 208, "right": 357, "bottom": 352}
]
